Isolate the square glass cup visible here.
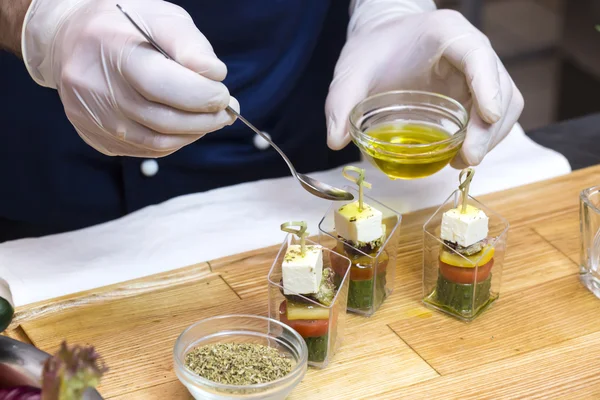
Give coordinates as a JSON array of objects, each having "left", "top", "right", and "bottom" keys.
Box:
[
  {"left": 268, "top": 234, "right": 351, "bottom": 369},
  {"left": 318, "top": 186, "right": 402, "bottom": 316},
  {"left": 580, "top": 185, "right": 600, "bottom": 298},
  {"left": 423, "top": 190, "right": 509, "bottom": 321}
]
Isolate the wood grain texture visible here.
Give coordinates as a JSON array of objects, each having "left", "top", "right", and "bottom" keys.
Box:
[
  {"left": 476, "top": 166, "right": 600, "bottom": 228},
  {"left": 10, "top": 262, "right": 213, "bottom": 329},
  {"left": 501, "top": 227, "right": 578, "bottom": 292},
  {"left": 377, "top": 330, "right": 600, "bottom": 400},
  {"left": 210, "top": 245, "right": 278, "bottom": 299},
  {"left": 110, "top": 381, "right": 190, "bottom": 400},
  {"left": 5, "top": 165, "right": 600, "bottom": 399},
  {"left": 390, "top": 274, "right": 600, "bottom": 375},
  {"left": 287, "top": 326, "right": 438, "bottom": 399},
  {"left": 20, "top": 275, "right": 239, "bottom": 399},
  {"left": 1, "top": 325, "right": 33, "bottom": 345},
  {"left": 532, "top": 208, "right": 581, "bottom": 264},
  {"left": 109, "top": 325, "right": 439, "bottom": 400}
]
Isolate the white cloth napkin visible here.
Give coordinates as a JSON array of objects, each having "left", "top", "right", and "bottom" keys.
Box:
[{"left": 0, "top": 124, "right": 571, "bottom": 306}]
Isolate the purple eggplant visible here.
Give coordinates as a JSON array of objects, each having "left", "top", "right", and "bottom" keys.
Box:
[
  {"left": 0, "top": 340, "right": 106, "bottom": 400},
  {"left": 0, "top": 387, "right": 40, "bottom": 400}
]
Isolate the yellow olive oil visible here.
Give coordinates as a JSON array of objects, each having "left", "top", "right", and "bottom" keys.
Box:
[{"left": 360, "top": 123, "right": 461, "bottom": 180}]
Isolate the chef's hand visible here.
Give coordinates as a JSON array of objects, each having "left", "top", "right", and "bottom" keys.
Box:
[
  {"left": 326, "top": 0, "right": 524, "bottom": 167},
  {"left": 22, "top": 0, "right": 238, "bottom": 157},
  {"left": 0, "top": 278, "right": 14, "bottom": 332}
]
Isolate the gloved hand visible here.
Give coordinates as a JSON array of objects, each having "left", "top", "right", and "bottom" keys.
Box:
[
  {"left": 21, "top": 0, "right": 238, "bottom": 157},
  {"left": 0, "top": 278, "right": 14, "bottom": 332},
  {"left": 326, "top": 0, "right": 524, "bottom": 167}
]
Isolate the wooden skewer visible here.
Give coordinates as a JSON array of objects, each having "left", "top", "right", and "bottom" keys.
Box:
[
  {"left": 342, "top": 166, "right": 372, "bottom": 211},
  {"left": 458, "top": 168, "right": 475, "bottom": 213},
  {"left": 280, "top": 221, "right": 308, "bottom": 255}
]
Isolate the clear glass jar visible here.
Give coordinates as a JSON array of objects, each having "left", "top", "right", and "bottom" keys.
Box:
[
  {"left": 173, "top": 315, "right": 308, "bottom": 400},
  {"left": 318, "top": 186, "right": 402, "bottom": 317},
  {"left": 349, "top": 90, "right": 468, "bottom": 180},
  {"left": 422, "top": 190, "right": 509, "bottom": 321},
  {"left": 580, "top": 185, "right": 600, "bottom": 298},
  {"left": 268, "top": 234, "right": 351, "bottom": 369}
]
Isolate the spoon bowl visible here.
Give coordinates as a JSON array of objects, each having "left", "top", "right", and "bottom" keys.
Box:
[{"left": 298, "top": 174, "right": 354, "bottom": 201}]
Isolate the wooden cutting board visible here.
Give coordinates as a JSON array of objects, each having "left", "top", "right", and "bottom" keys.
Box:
[{"left": 5, "top": 165, "right": 600, "bottom": 399}]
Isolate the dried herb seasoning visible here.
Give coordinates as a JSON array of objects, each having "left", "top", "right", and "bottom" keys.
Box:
[{"left": 184, "top": 343, "right": 293, "bottom": 385}]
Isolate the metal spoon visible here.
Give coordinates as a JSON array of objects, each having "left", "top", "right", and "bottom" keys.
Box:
[{"left": 116, "top": 5, "right": 353, "bottom": 202}]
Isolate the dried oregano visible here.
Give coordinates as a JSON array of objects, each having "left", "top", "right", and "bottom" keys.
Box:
[{"left": 184, "top": 343, "right": 293, "bottom": 385}]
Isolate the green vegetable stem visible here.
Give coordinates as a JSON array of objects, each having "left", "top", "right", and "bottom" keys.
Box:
[
  {"left": 0, "top": 341, "right": 108, "bottom": 400},
  {"left": 42, "top": 341, "right": 107, "bottom": 400}
]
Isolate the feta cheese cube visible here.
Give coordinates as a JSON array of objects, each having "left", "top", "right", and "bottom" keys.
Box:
[
  {"left": 440, "top": 205, "right": 489, "bottom": 247},
  {"left": 282, "top": 245, "right": 323, "bottom": 295},
  {"left": 334, "top": 201, "right": 384, "bottom": 245}
]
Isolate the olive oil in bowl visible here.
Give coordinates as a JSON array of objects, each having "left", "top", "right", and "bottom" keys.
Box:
[
  {"left": 358, "top": 122, "right": 463, "bottom": 180},
  {"left": 348, "top": 91, "right": 468, "bottom": 180}
]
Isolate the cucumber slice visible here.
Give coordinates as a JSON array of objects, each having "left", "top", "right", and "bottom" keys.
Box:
[
  {"left": 305, "top": 334, "right": 328, "bottom": 363},
  {"left": 0, "top": 296, "right": 15, "bottom": 332},
  {"left": 374, "top": 271, "right": 387, "bottom": 309},
  {"left": 348, "top": 271, "right": 387, "bottom": 311},
  {"left": 348, "top": 278, "right": 373, "bottom": 309},
  {"left": 435, "top": 273, "right": 492, "bottom": 315}
]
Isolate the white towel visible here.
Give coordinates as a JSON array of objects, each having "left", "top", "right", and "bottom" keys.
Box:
[{"left": 0, "top": 124, "right": 571, "bottom": 306}]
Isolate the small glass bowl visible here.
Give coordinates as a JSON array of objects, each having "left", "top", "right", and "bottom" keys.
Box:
[
  {"left": 349, "top": 90, "right": 468, "bottom": 180},
  {"left": 173, "top": 315, "right": 308, "bottom": 400}
]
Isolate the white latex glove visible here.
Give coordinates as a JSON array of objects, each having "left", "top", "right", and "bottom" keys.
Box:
[
  {"left": 326, "top": 0, "right": 524, "bottom": 167},
  {"left": 21, "top": 0, "right": 238, "bottom": 157}
]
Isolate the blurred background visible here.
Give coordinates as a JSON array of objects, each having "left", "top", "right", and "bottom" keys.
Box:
[{"left": 436, "top": 0, "right": 600, "bottom": 131}]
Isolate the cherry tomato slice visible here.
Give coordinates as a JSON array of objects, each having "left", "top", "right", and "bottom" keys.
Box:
[
  {"left": 439, "top": 258, "right": 494, "bottom": 284},
  {"left": 279, "top": 301, "right": 329, "bottom": 338}
]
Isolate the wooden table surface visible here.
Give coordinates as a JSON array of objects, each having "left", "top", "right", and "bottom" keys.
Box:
[{"left": 5, "top": 166, "right": 600, "bottom": 399}]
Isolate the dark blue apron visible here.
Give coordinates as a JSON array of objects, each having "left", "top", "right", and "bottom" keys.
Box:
[{"left": 0, "top": 0, "right": 359, "bottom": 241}]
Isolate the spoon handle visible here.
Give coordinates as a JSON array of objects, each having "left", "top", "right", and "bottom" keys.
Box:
[
  {"left": 116, "top": 4, "right": 297, "bottom": 178},
  {"left": 223, "top": 107, "right": 297, "bottom": 177}
]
